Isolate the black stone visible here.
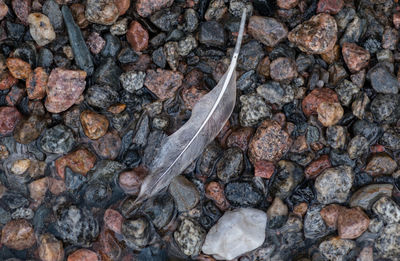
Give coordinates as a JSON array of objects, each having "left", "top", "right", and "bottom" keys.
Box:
[
  {"left": 199, "top": 21, "right": 225, "bottom": 47},
  {"left": 101, "top": 34, "right": 121, "bottom": 57},
  {"left": 93, "top": 58, "right": 122, "bottom": 88},
  {"left": 225, "top": 181, "right": 263, "bottom": 207}
]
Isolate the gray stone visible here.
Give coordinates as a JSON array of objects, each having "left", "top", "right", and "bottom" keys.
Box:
[
  {"left": 216, "top": 147, "right": 243, "bottom": 183},
  {"left": 239, "top": 93, "right": 271, "bottom": 127},
  {"left": 169, "top": 176, "right": 200, "bottom": 212},
  {"left": 368, "top": 64, "right": 399, "bottom": 94},
  {"left": 375, "top": 224, "right": 400, "bottom": 259},
  {"left": 319, "top": 237, "right": 356, "bottom": 261},
  {"left": 349, "top": 184, "right": 393, "bottom": 210},
  {"left": 199, "top": 21, "right": 225, "bottom": 47},
  {"left": 174, "top": 218, "right": 205, "bottom": 256},
  {"left": 40, "top": 125, "right": 75, "bottom": 154},
  {"left": 120, "top": 71, "right": 146, "bottom": 93},
  {"left": 372, "top": 196, "right": 400, "bottom": 224},
  {"left": 42, "top": 0, "right": 63, "bottom": 31},
  {"left": 257, "top": 81, "right": 294, "bottom": 105},
  {"left": 315, "top": 165, "right": 354, "bottom": 204},
  {"left": 304, "top": 205, "right": 330, "bottom": 239}
]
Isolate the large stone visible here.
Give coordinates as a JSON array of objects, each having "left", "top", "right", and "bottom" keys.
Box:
[
  {"left": 174, "top": 218, "right": 205, "bottom": 257},
  {"left": 375, "top": 224, "right": 400, "bottom": 259},
  {"left": 248, "top": 16, "right": 287, "bottom": 47},
  {"left": 202, "top": 208, "right": 267, "bottom": 260},
  {"left": 288, "top": 13, "right": 337, "bottom": 54},
  {"left": 372, "top": 196, "right": 400, "bottom": 224},
  {"left": 28, "top": 13, "right": 56, "bottom": 46},
  {"left": 1, "top": 219, "right": 36, "bottom": 250},
  {"left": 85, "top": 0, "right": 119, "bottom": 25},
  {"left": 45, "top": 68, "right": 87, "bottom": 113}
]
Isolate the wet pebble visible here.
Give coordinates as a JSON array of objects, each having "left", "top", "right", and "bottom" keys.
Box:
[
  {"left": 1, "top": 219, "right": 36, "bottom": 250},
  {"left": 127, "top": 21, "right": 149, "bottom": 52},
  {"left": 174, "top": 218, "right": 205, "bottom": 256},
  {"left": 85, "top": 0, "right": 119, "bottom": 25},
  {"left": 67, "top": 249, "right": 98, "bottom": 261},
  {"left": 80, "top": 110, "right": 109, "bottom": 140},
  {"left": 169, "top": 175, "right": 200, "bottom": 212},
  {"left": 239, "top": 94, "right": 271, "bottom": 127},
  {"left": 144, "top": 69, "right": 183, "bottom": 100},
  {"left": 120, "top": 71, "right": 146, "bottom": 93},
  {"left": 216, "top": 147, "right": 243, "bottom": 183},
  {"left": 270, "top": 57, "right": 298, "bottom": 82},
  {"left": 337, "top": 207, "right": 369, "bottom": 239},
  {"left": 364, "top": 153, "right": 397, "bottom": 176},
  {"left": 319, "top": 237, "right": 355, "bottom": 261},
  {"left": 38, "top": 233, "right": 64, "bottom": 261},
  {"left": 342, "top": 42, "right": 370, "bottom": 73},
  {"left": 375, "top": 224, "right": 400, "bottom": 259},
  {"left": 0, "top": 106, "right": 22, "bottom": 135},
  {"left": 199, "top": 21, "right": 225, "bottom": 47},
  {"left": 55, "top": 148, "right": 96, "bottom": 179}
]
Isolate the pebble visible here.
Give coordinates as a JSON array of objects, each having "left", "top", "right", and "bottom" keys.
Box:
[
  {"left": 319, "top": 237, "right": 355, "bottom": 261},
  {"left": 1, "top": 219, "right": 36, "bottom": 250},
  {"left": 118, "top": 167, "right": 147, "bottom": 195},
  {"left": 115, "top": 0, "right": 130, "bottom": 15},
  {"left": 85, "top": 0, "right": 119, "bottom": 25},
  {"left": 150, "top": 9, "right": 179, "bottom": 32},
  {"left": 40, "top": 124, "right": 75, "bottom": 154},
  {"left": 382, "top": 27, "right": 399, "bottom": 50},
  {"left": 216, "top": 147, "right": 243, "bottom": 182},
  {"left": 120, "top": 71, "right": 146, "bottom": 93},
  {"left": 247, "top": 16, "right": 288, "bottom": 47},
  {"left": 91, "top": 131, "right": 121, "bottom": 159},
  {"left": 70, "top": 3, "right": 89, "bottom": 28},
  {"left": 347, "top": 135, "right": 369, "bottom": 159},
  {"left": 249, "top": 119, "right": 292, "bottom": 162},
  {"left": 28, "top": 177, "right": 48, "bottom": 203},
  {"left": 62, "top": 6, "right": 94, "bottom": 75},
  {"left": 337, "top": 207, "right": 369, "bottom": 239},
  {"left": 317, "top": 0, "right": 344, "bottom": 14},
  {"left": 55, "top": 148, "right": 96, "bottom": 179},
  {"left": 238, "top": 40, "right": 265, "bottom": 70},
  {"left": 326, "top": 125, "right": 346, "bottom": 149},
  {"left": 0, "top": 0, "right": 8, "bottom": 21},
  {"left": 0, "top": 71, "right": 18, "bottom": 90},
  {"left": 6, "top": 57, "right": 32, "bottom": 80},
  {"left": 199, "top": 21, "right": 225, "bottom": 47},
  {"left": 364, "top": 153, "right": 397, "bottom": 176},
  {"left": 26, "top": 67, "right": 48, "bottom": 100},
  {"left": 367, "top": 64, "right": 399, "bottom": 94},
  {"left": 104, "top": 209, "right": 123, "bottom": 234},
  {"left": 80, "top": 110, "right": 109, "bottom": 140},
  {"left": 302, "top": 88, "right": 339, "bottom": 116},
  {"left": 67, "top": 249, "right": 99, "bottom": 261},
  {"left": 205, "top": 182, "right": 229, "bottom": 211},
  {"left": 144, "top": 69, "right": 183, "bottom": 100},
  {"left": 136, "top": 0, "right": 173, "bottom": 17},
  {"left": 202, "top": 208, "right": 266, "bottom": 260},
  {"left": 110, "top": 18, "right": 128, "bottom": 35},
  {"left": 277, "top": 0, "right": 298, "bottom": 10},
  {"left": 336, "top": 79, "right": 360, "bottom": 106},
  {"left": 0, "top": 106, "right": 22, "bottom": 135},
  {"left": 86, "top": 33, "right": 105, "bottom": 55},
  {"left": 12, "top": 0, "right": 30, "bottom": 25},
  {"left": 226, "top": 127, "right": 254, "bottom": 152},
  {"left": 305, "top": 154, "right": 331, "bottom": 178},
  {"left": 86, "top": 84, "right": 118, "bottom": 109},
  {"left": 372, "top": 196, "right": 400, "bottom": 224},
  {"left": 254, "top": 160, "right": 274, "bottom": 179},
  {"left": 239, "top": 94, "right": 271, "bottom": 127},
  {"left": 288, "top": 14, "right": 337, "bottom": 54},
  {"left": 38, "top": 234, "right": 64, "bottom": 261},
  {"left": 42, "top": 0, "right": 63, "bottom": 31},
  {"left": 225, "top": 181, "right": 262, "bottom": 207},
  {"left": 267, "top": 197, "right": 288, "bottom": 229},
  {"left": 27, "top": 13, "right": 56, "bottom": 46},
  {"left": 169, "top": 175, "right": 200, "bottom": 212},
  {"left": 174, "top": 218, "right": 205, "bottom": 256},
  {"left": 11, "top": 159, "right": 31, "bottom": 175},
  {"left": 349, "top": 184, "right": 393, "bottom": 210},
  {"left": 380, "top": 128, "right": 400, "bottom": 151},
  {"left": 269, "top": 160, "right": 304, "bottom": 199},
  {"left": 342, "top": 42, "right": 370, "bottom": 73},
  {"left": 127, "top": 21, "right": 149, "bottom": 52},
  {"left": 142, "top": 193, "right": 174, "bottom": 229},
  {"left": 13, "top": 115, "right": 46, "bottom": 144},
  {"left": 320, "top": 204, "right": 341, "bottom": 228},
  {"left": 45, "top": 68, "right": 87, "bottom": 113},
  {"left": 205, "top": 0, "right": 227, "bottom": 21},
  {"left": 270, "top": 57, "right": 298, "bottom": 81},
  {"left": 375, "top": 224, "right": 400, "bottom": 259},
  {"left": 182, "top": 86, "right": 207, "bottom": 110},
  {"left": 315, "top": 165, "right": 354, "bottom": 204},
  {"left": 304, "top": 205, "right": 329, "bottom": 238},
  {"left": 370, "top": 94, "right": 400, "bottom": 124},
  {"left": 317, "top": 102, "right": 343, "bottom": 127}
]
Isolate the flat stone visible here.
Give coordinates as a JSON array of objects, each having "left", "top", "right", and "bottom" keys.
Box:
[
  {"left": 144, "top": 68, "right": 183, "bottom": 100},
  {"left": 202, "top": 208, "right": 267, "bottom": 260},
  {"left": 169, "top": 175, "right": 200, "bottom": 212},
  {"left": 349, "top": 184, "right": 393, "bottom": 210},
  {"left": 248, "top": 16, "right": 287, "bottom": 47}
]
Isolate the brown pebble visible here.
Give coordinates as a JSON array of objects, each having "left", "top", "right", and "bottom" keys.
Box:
[
  {"left": 127, "top": 21, "right": 149, "bottom": 52},
  {"left": 6, "top": 57, "right": 32, "bottom": 80},
  {"left": 249, "top": 120, "right": 292, "bottom": 163},
  {"left": 136, "top": 0, "right": 174, "bottom": 17},
  {"left": 48, "top": 177, "right": 66, "bottom": 195},
  {"left": 302, "top": 88, "right": 339, "bottom": 116},
  {"left": 317, "top": 0, "right": 344, "bottom": 14},
  {"left": 1, "top": 219, "right": 36, "bottom": 250},
  {"left": 337, "top": 207, "right": 370, "bottom": 239},
  {"left": 317, "top": 101, "right": 344, "bottom": 127},
  {"left": 55, "top": 148, "right": 96, "bottom": 179},
  {"left": 38, "top": 233, "right": 64, "bottom": 261},
  {"left": 86, "top": 32, "right": 105, "bottom": 54},
  {"left": 108, "top": 103, "right": 126, "bottom": 114},
  {"left": 28, "top": 177, "right": 48, "bottom": 203},
  {"left": 247, "top": 16, "right": 288, "bottom": 48},
  {"left": 85, "top": 0, "right": 119, "bottom": 25},
  {"left": 68, "top": 249, "right": 99, "bottom": 261},
  {"left": 12, "top": 0, "right": 31, "bottom": 25},
  {"left": 13, "top": 115, "right": 46, "bottom": 144},
  {"left": 181, "top": 86, "right": 207, "bottom": 110},
  {"left": 0, "top": 106, "right": 22, "bottom": 135},
  {"left": 91, "top": 131, "right": 121, "bottom": 159},
  {"left": 321, "top": 44, "right": 340, "bottom": 64},
  {"left": 0, "top": 71, "right": 18, "bottom": 90},
  {"left": 364, "top": 153, "right": 397, "bottom": 176},
  {"left": 293, "top": 202, "right": 308, "bottom": 217},
  {"left": 277, "top": 0, "right": 298, "bottom": 9},
  {"left": 257, "top": 56, "right": 270, "bottom": 78},
  {"left": 226, "top": 127, "right": 254, "bottom": 151},
  {"left": 70, "top": 3, "right": 89, "bottom": 28},
  {"left": 0, "top": 0, "right": 8, "bottom": 20},
  {"left": 254, "top": 160, "right": 275, "bottom": 179},
  {"left": 393, "top": 12, "right": 400, "bottom": 29},
  {"left": 144, "top": 68, "right": 184, "bottom": 100},
  {"left": 270, "top": 57, "right": 298, "bottom": 81},
  {"left": 205, "top": 181, "right": 229, "bottom": 211},
  {"left": 115, "top": 0, "right": 130, "bottom": 15},
  {"left": 288, "top": 13, "right": 337, "bottom": 54},
  {"left": 80, "top": 110, "right": 109, "bottom": 140},
  {"left": 320, "top": 204, "right": 342, "bottom": 228},
  {"left": 305, "top": 155, "right": 331, "bottom": 178},
  {"left": 6, "top": 86, "right": 25, "bottom": 106},
  {"left": 104, "top": 209, "right": 123, "bottom": 234},
  {"left": 26, "top": 67, "right": 48, "bottom": 100},
  {"left": 342, "top": 42, "right": 370, "bottom": 73}
]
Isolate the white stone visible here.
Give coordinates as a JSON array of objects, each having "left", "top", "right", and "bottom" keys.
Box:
[{"left": 202, "top": 208, "right": 267, "bottom": 260}]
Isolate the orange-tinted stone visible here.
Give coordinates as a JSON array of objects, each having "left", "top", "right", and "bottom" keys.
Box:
[
  {"left": 108, "top": 103, "right": 126, "bottom": 114},
  {"left": 302, "top": 88, "right": 339, "bottom": 116},
  {"left": 6, "top": 57, "right": 32, "bottom": 79},
  {"left": 80, "top": 110, "right": 109, "bottom": 140},
  {"left": 0, "top": 0, "right": 8, "bottom": 20},
  {"left": 68, "top": 249, "right": 99, "bottom": 261},
  {"left": 226, "top": 127, "right": 254, "bottom": 151},
  {"left": 127, "top": 21, "right": 149, "bottom": 52},
  {"left": 26, "top": 67, "right": 48, "bottom": 100},
  {"left": 144, "top": 69, "right": 184, "bottom": 100},
  {"left": 321, "top": 44, "right": 340, "bottom": 64},
  {"left": 70, "top": 3, "right": 89, "bottom": 28},
  {"left": 55, "top": 148, "right": 96, "bottom": 179},
  {"left": 205, "top": 181, "right": 229, "bottom": 211},
  {"left": 6, "top": 86, "right": 25, "bottom": 106},
  {"left": 293, "top": 202, "right": 308, "bottom": 217},
  {"left": 181, "top": 86, "right": 207, "bottom": 110},
  {"left": 115, "top": 0, "right": 130, "bottom": 15},
  {"left": 38, "top": 234, "right": 64, "bottom": 261}
]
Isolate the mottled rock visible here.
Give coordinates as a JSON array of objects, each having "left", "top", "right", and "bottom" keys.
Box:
[
  {"left": 302, "top": 88, "right": 339, "bottom": 116},
  {"left": 315, "top": 165, "right": 354, "bottom": 204},
  {"left": 375, "top": 224, "right": 400, "bottom": 259},
  {"left": 40, "top": 124, "right": 75, "bottom": 154},
  {"left": 80, "top": 110, "right": 109, "bottom": 140},
  {"left": 174, "top": 218, "right": 205, "bottom": 256},
  {"left": 91, "top": 131, "right": 121, "bottom": 159},
  {"left": 118, "top": 167, "right": 147, "bottom": 195},
  {"left": 0, "top": 71, "right": 18, "bottom": 90},
  {"left": 120, "top": 71, "right": 145, "bottom": 93},
  {"left": 45, "top": 68, "right": 87, "bottom": 113},
  {"left": 67, "top": 249, "right": 98, "bottom": 261},
  {"left": 326, "top": 125, "right": 346, "bottom": 149},
  {"left": 85, "top": 0, "right": 119, "bottom": 25},
  {"left": 368, "top": 64, "right": 399, "bottom": 94},
  {"left": 239, "top": 94, "right": 271, "bottom": 127},
  {"left": 238, "top": 40, "right": 264, "bottom": 71},
  {"left": 370, "top": 94, "right": 400, "bottom": 123},
  {"left": 144, "top": 69, "right": 183, "bottom": 100},
  {"left": 199, "top": 21, "right": 225, "bottom": 47},
  {"left": 364, "top": 153, "right": 397, "bottom": 176},
  {"left": 85, "top": 84, "right": 118, "bottom": 109},
  {"left": 104, "top": 209, "right": 123, "bottom": 234},
  {"left": 347, "top": 135, "right": 368, "bottom": 159},
  {"left": 305, "top": 154, "right": 331, "bottom": 178},
  {"left": 1, "top": 219, "right": 36, "bottom": 250},
  {"left": 6, "top": 57, "right": 32, "bottom": 80},
  {"left": 337, "top": 207, "right": 369, "bottom": 239},
  {"left": 205, "top": 182, "right": 230, "bottom": 211},
  {"left": 249, "top": 120, "right": 292, "bottom": 162},
  {"left": 277, "top": 0, "right": 298, "bottom": 10},
  {"left": 0, "top": 106, "right": 21, "bottom": 135},
  {"left": 225, "top": 181, "right": 262, "bottom": 207},
  {"left": 26, "top": 67, "right": 47, "bottom": 100},
  {"left": 216, "top": 147, "right": 243, "bottom": 182},
  {"left": 269, "top": 160, "right": 304, "bottom": 199},
  {"left": 319, "top": 237, "right": 355, "bottom": 261},
  {"left": 288, "top": 14, "right": 337, "bottom": 54},
  {"left": 304, "top": 205, "right": 329, "bottom": 238},
  {"left": 270, "top": 57, "right": 298, "bottom": 81},
  {"left": 55, "top": 148, "right": 96, "bottom": 179},
  {"left": 38, "top": 234, "right": 64, "bottom": 261},
  {"left": 42, "top": 0, "right": 63, "bottom": 31},
  {"left": 372, "top": 196, "right": 400, "bottom": 224},
  {"left": 0, "top": 0, "right": 8, "bottom": 21},
  {"left": 127, "top": 21, "right": 149, "bottom": 52},
  {"left": 248, "top": 16, "right": 287, "bottom": 47},
  {"left": 202, "top": 208, "right": 266, "bottom": 260},
  {"left": 28, "top": 13, "right": 56, "bottom": 46},
  {"left": 342, "top": 42, "right": 370, "bottom": 73},
  {"left": 12, "top": 0, "right": 30, "bottom": 25},
  {"left": 317, "top": 102, "right": 343, "bottom": 127},
  {"left": 136, "top": 0, "right": 173, "bottom": 17},
  {"left": 320, "top": 204, "right": 342, "bottom": 228},
  {"left": 317, "top": 0, "right": 344, "bottom": 14},
  {"left": 267, "top": 197, "right": 288, "bottom": 229},
  {"left": 13, "top": 115, "right": 46, "bottom": 144},
  {"left": 86, "top": 33, "right": 105, "bottom": 54}
]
